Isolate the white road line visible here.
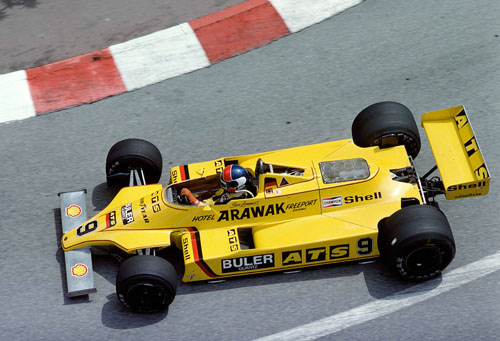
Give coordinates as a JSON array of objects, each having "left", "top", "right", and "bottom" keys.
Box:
[{"left": 255, "top": 251, "right": 500, "bottom": 341}]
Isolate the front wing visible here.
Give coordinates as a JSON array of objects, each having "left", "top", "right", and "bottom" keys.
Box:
[{"left": 59, "top": 190, "right": 96, "bottom": 297}]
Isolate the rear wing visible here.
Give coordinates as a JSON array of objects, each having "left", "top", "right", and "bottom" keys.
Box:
[{"left": 421, "top": 106, "right": 490, "bottom": 200}]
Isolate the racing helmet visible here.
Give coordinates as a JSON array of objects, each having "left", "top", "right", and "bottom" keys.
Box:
[{"left": 220, "top": 164, "right": 249, "bottom": 193}]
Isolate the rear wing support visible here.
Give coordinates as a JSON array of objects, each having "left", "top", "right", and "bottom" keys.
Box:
[
  {"left": 421, "top": 106, "right": 490, "bottom": 200},
  {"left": 58, "top": 190, "right": 97, "bottom": 297}
]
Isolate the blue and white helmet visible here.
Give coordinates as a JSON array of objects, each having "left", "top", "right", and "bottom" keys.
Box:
[{"left": 221, "top": 165, "right": 249, "bottom": 193}]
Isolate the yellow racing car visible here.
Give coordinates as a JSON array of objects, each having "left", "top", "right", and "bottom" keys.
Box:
[{"left": 59, "top": 102, "right": 490, "bottom": 313}]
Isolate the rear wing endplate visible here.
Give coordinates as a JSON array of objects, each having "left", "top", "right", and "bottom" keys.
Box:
[
  {"left": 58, "top": 190, "right": 97, "bottom": 297},
  {"left": 421, "top": 106, "right": 490, "bottom": 200}
]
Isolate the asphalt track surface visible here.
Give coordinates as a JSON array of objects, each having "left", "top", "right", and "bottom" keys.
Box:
[
  {"left": 1, "top": 0, "right": 500, "bottom": 340},
  {"left": 0, "top": 0, "right": 244, "bottom": 74}
]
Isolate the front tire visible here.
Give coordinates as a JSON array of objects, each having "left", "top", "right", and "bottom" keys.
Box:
[
  {"left": 378, "top": 205, "right": 455, "bottom": 280},
  {"left": 116, "top": 255, "right": 178, "bottom": 313},
  {"left": 106, "top": 138, "right": 163, "bottom": 188},
  {"left": 351, "top": 101, "right": 421, "bottom": 159}
]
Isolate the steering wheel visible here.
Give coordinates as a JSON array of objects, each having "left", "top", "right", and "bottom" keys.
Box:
[{"left": 255, "top": 158, "right": 265, "bottom": 181}]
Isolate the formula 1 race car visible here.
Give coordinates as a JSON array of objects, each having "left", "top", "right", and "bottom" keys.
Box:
[{"left": 59, "top": 102, "right": 490, "bottom": 313}]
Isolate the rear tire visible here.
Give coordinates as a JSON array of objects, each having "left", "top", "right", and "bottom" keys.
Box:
[
  {"left": 351, "top": 102, "right": 421, "bottom": 159},
  {"left": 106, "top": 138, "right": 162, "bottom": 188},
  {"left": 116, "top": 255, "right": 177, "bottom": 313},
  {"left": 378, "top": 205, "right": 455, "bottom": 280}
]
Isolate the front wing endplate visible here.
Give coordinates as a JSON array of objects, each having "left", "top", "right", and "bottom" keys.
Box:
[{"left": 59, "top": 190, "right": 97, "bottom": 297}]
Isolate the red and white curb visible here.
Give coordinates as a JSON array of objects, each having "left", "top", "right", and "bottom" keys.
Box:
[{"left": 0, "top": 0, "right": 361, "bottom": 124}]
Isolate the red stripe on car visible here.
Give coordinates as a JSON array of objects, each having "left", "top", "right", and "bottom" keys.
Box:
[{"left": 187, "top": 227, "right": 217, "bottom": 278}]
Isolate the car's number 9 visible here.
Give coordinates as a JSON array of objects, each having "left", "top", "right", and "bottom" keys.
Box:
[
  {"left": 77, "top": 221, "right": 98, "bottom": 236},
  {"left": 357, "top": 237, "right": 373, "bottom": 255}
]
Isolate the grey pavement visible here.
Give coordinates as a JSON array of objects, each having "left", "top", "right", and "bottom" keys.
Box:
[
  {"left": 0, "top": 0, "right": 244, "bottom": 74},
  {"left": 0, "top": 0, "right": 499, "bottom": 340}
]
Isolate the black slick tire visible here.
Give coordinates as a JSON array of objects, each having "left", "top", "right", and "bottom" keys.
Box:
[
  {"left": 378, "top": 204, "right": 455, "bottom": 280},
  {"left": 106, "top": 138, "right": 162, "bottom": 188},
  {"left": 351, "top": 101, "right": 421, "bottom": 159},
  {"left": 116, "top": 255, "right": 178, "bottom": 313}
]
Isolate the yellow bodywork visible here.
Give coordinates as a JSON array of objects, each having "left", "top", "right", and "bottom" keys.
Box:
[
  {"left": 62, "top": 106, "right": 489, "bottom": 281},
  {"left": 62, "top": 185, "right": 174, "bottom": 251}
]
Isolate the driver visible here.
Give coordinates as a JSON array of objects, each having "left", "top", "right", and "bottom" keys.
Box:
[
  {"left": 181, "top": 164, "right": 252, "bottom": 206},
  {"left": 214, "top": 164, "right": 252, "bottom": 203}
]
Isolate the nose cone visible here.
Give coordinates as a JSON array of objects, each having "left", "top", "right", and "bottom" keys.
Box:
[
  {"left": 62, "top": 227, "right": 79, "bottom": 251},
  {"left": 61, "top": 219, "right": 99, "bottom": 251}
]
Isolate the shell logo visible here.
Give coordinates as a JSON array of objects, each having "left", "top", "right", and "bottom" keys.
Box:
[
  {"left": 66, "top": 205, "right": 82, "bottom": 218},
  {"left": 71, "top": 264, "right": 88, "bottom": 277}
]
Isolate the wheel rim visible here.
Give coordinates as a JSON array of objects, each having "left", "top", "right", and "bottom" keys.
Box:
[
  {"left": 405, "top": 246, "right": 443, "bottom": 275},
  {"left": 126, "top": 282, "right": 171, "bottom": 312}
]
